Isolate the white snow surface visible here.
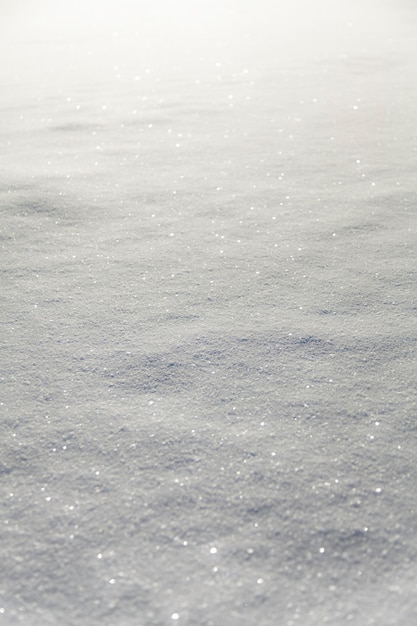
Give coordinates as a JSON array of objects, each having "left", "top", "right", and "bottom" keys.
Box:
[{"left": 1, "top": 1, "right": 417, "bottom": 625}]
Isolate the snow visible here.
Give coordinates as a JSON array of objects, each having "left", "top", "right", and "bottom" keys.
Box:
[{"left": 1, "top": 0, "right": 417, "bottom": 625}]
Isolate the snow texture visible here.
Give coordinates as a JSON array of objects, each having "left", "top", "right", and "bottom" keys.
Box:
[{"left": 1, "top": 0, "right": 417, "bottom": 624}]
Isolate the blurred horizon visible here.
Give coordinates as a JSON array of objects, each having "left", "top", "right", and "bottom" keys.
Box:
[{"left": 0, "top": 0, "right": 402, "bottom": 94}]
